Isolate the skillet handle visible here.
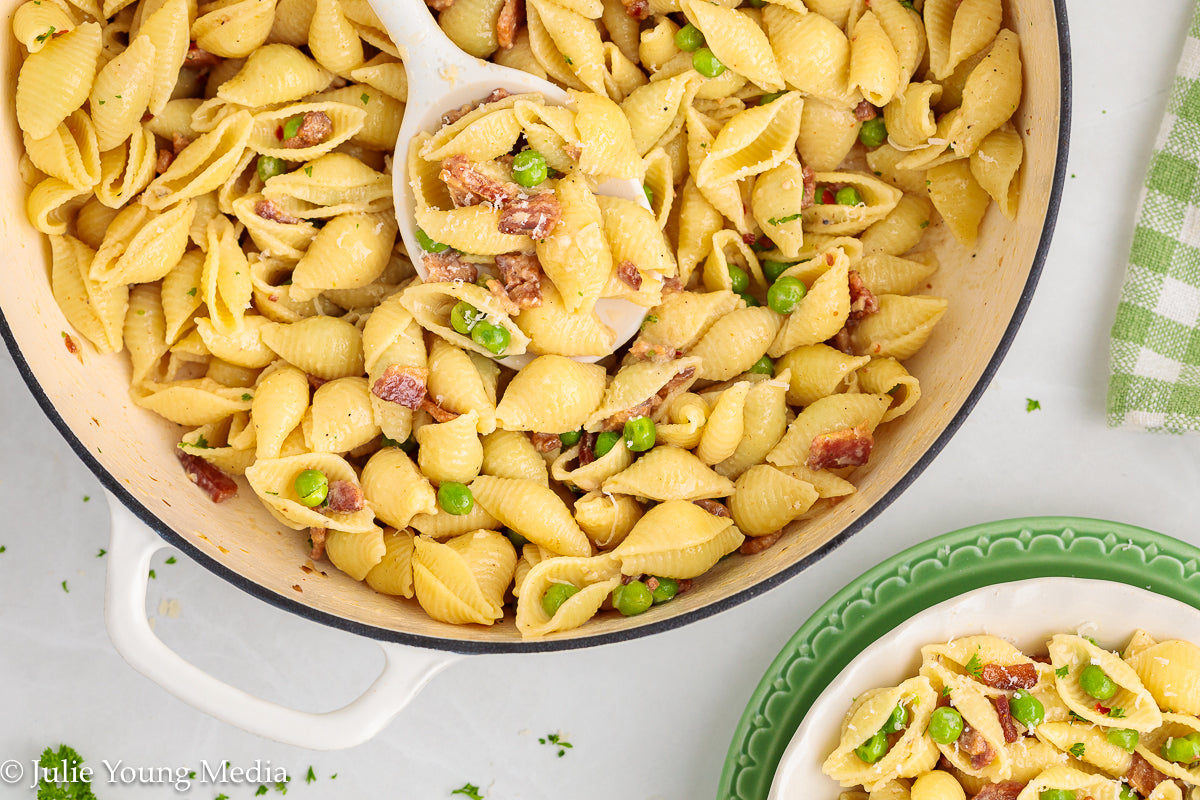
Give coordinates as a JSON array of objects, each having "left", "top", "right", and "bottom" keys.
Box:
[{"left": 102, "top": 491, "right": 460, "bottom": 750}]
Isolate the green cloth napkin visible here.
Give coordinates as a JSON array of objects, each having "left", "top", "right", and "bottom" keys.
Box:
[{"left": 1107, "top": 6, "right": 1200, "bottom": 433}]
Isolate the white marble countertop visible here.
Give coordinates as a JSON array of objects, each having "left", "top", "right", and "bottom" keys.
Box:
[{"left": 3, "top": 1, "right": 1199, "bottom": 797}]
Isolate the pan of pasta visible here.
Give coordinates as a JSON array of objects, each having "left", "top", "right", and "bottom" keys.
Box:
[{"left": 0, "top": 0, "right": 1067, "bottom": 748}]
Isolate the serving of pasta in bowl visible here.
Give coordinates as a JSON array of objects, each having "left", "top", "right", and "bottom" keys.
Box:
[{"left": 0, "top": 0, "right": 1067, "bottom": 748}]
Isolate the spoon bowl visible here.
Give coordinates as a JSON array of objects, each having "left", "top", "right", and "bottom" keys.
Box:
[{"left": 370, "top": 0, "right": 652, "bottom": 367}]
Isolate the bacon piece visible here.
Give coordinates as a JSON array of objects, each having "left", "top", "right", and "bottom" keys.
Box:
[
  {"left": 848, "top": 270, "right": 880, "bottom": 322},
  {"left": 326, "top": 480, "right": 365, "bottom": 512},
  {"left": 627, "top": 338, "right": 678, "bottom": 364},
  {"left": 420, "top": 397, "right": 460, "bottom": 422},
  {"left": 531, "top": 432, "right": 561, "bottom": 453},
  {"left": 171, "top": 133, "right": 191, "bottom": 155},
  {"left": 806, "top": 421, "right": 873, "bottom": 471},
  {"left": 307, "top": 374, "right": 328, "bottom": 391},
  {"left": 423, "top": 251, "right": 479, "bottom": 283},
  {"left": 801, "top": 164, "right": 817, "bottom": 209},
  {"left": 620, "top": 0, "right": 649, "bottom": 19},
  {"left": 498, "top": 192, "right": 561, "bottom": 238},
  {"left": 828, "top": 328, "right": 854, "bottom": 355},
  {"left": 282, "top": 111, "right": 333, "bottom": 149},
  {"left": 496, "top": 0, "right": 522, "bottom": 48},
  {"left": 484, "top": 278, "right": 521, "bottom": 316},
  {"left": 184, "top": 44, "right": 221, "bottom": 70},
  {"left": 495, "top": 252, "right": 544, "bottom": 309},
  {"left": 440, "top": 154, "right": 521, "bottom": 207},
  {"left": 662, "top": 276, "right": 686, "bottom": 293},
  {"left": 972, "top": 781, "right": 1026, "bottom": 800},
  {"left": 371, "top": 365, "right": 429, "bottom": 409},
  {"left": 854, "top": 100, "right": 878, "bottom": 122},
  {"left": 155, "top": 148, "right": 174, "bottom": 174},
  {"left": 958, "top": 722, "right": 997, "bottom": 770},
  {"left": 741, "top": 531, "right": 783, "bottom": 555},
  {"left": 578, "top": 431, "right": 598, "bottom": 467},
  {"left": 1128, "top": 752, "right": 1170, "bottom": 798},
  {"left": 564, "top": 143, "right": 582, "bottom": 161},
  {"left": 599, "top": 396, "right": 659, "bottom": 432},
  {"left": 979, "top": 663, "right": 1038, "bottom": 691},
  {"left": 693, "top": 498, "right": 731, "bottom": 518},
  {"left": 617, "top": 260, "right": 643, "bottom": 290},
  {"left": 991, "top": 695, "right": 1019, "bottom": 744},
  {"left": 309, "top": 526, "right": 327, "bottom": 561},
  {"left": 426, "top": 0, "right": 454, "bottom": 11},
  {"left": 255, "top": 198, "right": 302, "bottom": 225},
  {"left": 659, "top": 366, "right": 697, "bottom": 399},
  {"left": 441, "top": 88, "right": 512, "bottom": 126},
  {"left": 62, "top": 332, "right": 78, "bottom": 356},
  {"left": 176, "top": 450, "right": 238, "bottom": 503}
]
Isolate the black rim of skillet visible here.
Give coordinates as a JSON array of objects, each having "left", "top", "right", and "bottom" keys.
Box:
[{"left": 0, "top": 5, "right": 1072, "bottom": 656}]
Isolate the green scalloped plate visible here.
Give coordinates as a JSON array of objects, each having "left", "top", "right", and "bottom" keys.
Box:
[{"left": 717, "top": 516, "right": 1200, "bottom": 800}]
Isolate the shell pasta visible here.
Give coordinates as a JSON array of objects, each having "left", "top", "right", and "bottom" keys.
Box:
[{"left": 12, "top": 0, "right": 1024, "bottom": 636}]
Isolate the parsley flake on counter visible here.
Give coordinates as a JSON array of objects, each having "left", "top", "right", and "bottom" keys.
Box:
[
  {"left": 96, "top": 549, "right": 106, "bottom": 558},
  {"left": 255, "top": 786, "right": 268, "bottom": 796},
  {"left": 273, "top": 777, "right": 289, "bottom": 793},
  {"left": 82, "top": 495, "right": 90, "bottom": 502},
  {"left": 166, "top": 556, "right": 176, "bottom": 564},
  {"left": 61, "top": 580, "right": 69, "bottom": 593},
  {"left": 451, "top": 783, "right": 484, "bottom": 799},
  {"left": 1026, "top": 398, "right": 1041, "bottom": 412},
  {"left": 306, "top": 767, "right": 316, "bottom": 784},
  {"left": 149, "top": 569, "right": 156, "bottom": 579},
  {"left": 216, "top": 795, "right": 230, "bottom": 800},
  {"left": 36, "top": 744, "right": 97, "bottom": 800},
  {"left": 539, "top": 732, "right": 573, "bottom": 757},
  {"left": 0, "top": 545, "right": 6, "bottom": 554}
]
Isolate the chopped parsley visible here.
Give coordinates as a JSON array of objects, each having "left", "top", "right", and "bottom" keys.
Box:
[
  {"left": 1068, "top": 742, "right": 1085, "bottom": 759},
  {"left": 187, "top": 287, "right": 197, "bottom": 296},
  {"left": 0, "top": 545, "right": 5, "bottom": 554},
  {"left": 451, "top": 784, "right": 483, "bottom": 799},
  {"left": 642, "top": 314, "right": 658, "bottom": 327},
  {"left": 96, "top": 549, "right": 106, "bottom": 558},
  {"left": 361, "top": 92, "right": 370, "bottom": 104},
  {"left": 1108, "top": 707, "right": 1127, "bottom": 719},
  {"left": 1069, "top": 711, "right": 1088, "bottom": 723},
  {"left": 539, "top": 732, "right": 573, "bottom": 757},
  {"left": 36, "top": 745, "right": 97, "bottom": 800},
  {"left": 273, "top": 778, "right": 289, "bottom": 793},
  {"left": 919, "top": 219, "right": 930, "bottom": 229},
  {"left": 241, "top": 393, "right": 253, "bottom": 401},
  {"left": 255, "top": 787, "right": 268, "bottom": 797},
  {"left": 62, "top": 580, "right": 69, "bottom": 593},
  {"left": 1055, "top": 665, "right": 1069, "bottom": 679},
  {"left": 34, "top": 25, "right": 55, "bottom": 43},
  {"left": 940, "top": 685, "right": 952, "bottom": 697},
  {"left": 767, "top": 212, "right": 802, "bottom": 226},
  {"left": 306, "top": 767, "right": 316, "bottom": 784},
  {"left": 1026, "top": 398, "right": 1041, "bottom": 412},
  {"left": 304, "top": 166, "right": 314, "bottom": 177},
  {"left": 564, "top": 56, "right": 574, "bottom": 65},
  {"left": 217, "top": 795, "right": 230, "bottom": 800},
  {"left": 964, "top": 647, "right": 983, "bottom": 678},
  {"left": 165, "top": 556, "right": 176, "bottom": 565},
  {"left": 149, "top": 569, "right": 156, "bottom": 579},
  {"left": 82, "top": 495, "right": 90, "bottom": 502}
]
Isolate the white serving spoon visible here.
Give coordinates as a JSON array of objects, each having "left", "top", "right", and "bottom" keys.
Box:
[{"left": 371, "top": 0, "right": 652, "bottom": 368}]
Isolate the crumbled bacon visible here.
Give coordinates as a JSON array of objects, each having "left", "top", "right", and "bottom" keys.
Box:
[
  {"left": 620, "top": 0, "right": 649, "bottom": 19},
  {"left": 854, "top": 100, "right": 878, "bottom": 122},
  {"left": 658, "top": 366, "right": 696, "bottom": 399},
  {"left": 155, "top": 149, "right": 174, "bottom": 174},
  {"left": 307, "top": 374, "right": 328, "bottom": 391},
  {"left": 617, "top": 260, "right": 643, "bottom": 290},
  {"left": 578, "top": 431, "right": 598, "bottom": 466},
  {"left": 175, "top": 449, "right": 238, "bottom": 503},
  {"left": 498, "top": 192, "right": 561, "bottom": 239},
  {"left": 627, "top": 338, "right": 677, "bottom": 364},
  {"left": 564, "top": 143, "right": 582, "bottom": 161},
  {"left": 662, "top": 276, "right": 686, "bottom": 293},
  {"left": 801, "top": 164, "right": 817, "bottom": 209},
  {"left": 740, "top": 531, "right": 783, "bottom": 555},
  {"left": 440, "top": 154, "right": 521, "bottom": 207},
  {"left": 326, "top": 480, "right": 365, "bottom": 513},
  {"left": 255, "top": 198, "right": 302, "bottom": 225},
  {"left": 282, "top": 111, "right": 333, "bottom": 149},
  {"left": 171, "top": 133, "right": 190, "bottom": 156},
  {"left": 423, "top": 251, "right": 478, "bottom": 283},
  {"left": 828, "top": 328, "right": 854, "bottom": 355},
  {"left": 991, "top": 695, "right": 1019, "bottom": 743},
  {"left": 441, "top": 88, "right": 511, "bottom": 126},
  {"left": 531, "top": 432, "right": 561, "bottom": 453},
  {"left": 62, "top": 332, "right": 78, "bottom": 356},
  {"left": 1127, "top": 753, "right": 1170, "bottom": 798},
  {"left": 371, "top": 365, "right": 428, "bottom": 409},
  {"left": 972, "top": 782, "right": 1026, "bottom": 800},
  {"left": 420, "top": 397, "right": 460, "bottom": 423},
  {"left": 496, "top": 0, "right": 522, "bottom": 49},
  {"left": 979, "top": 663, "right": 1038, "bottom": 691},
  {"left": 958, "top": 722, "right": 997, "bottom": 770},
  {"left": 484, "top": 278, "right": 520, "bottom": 316},
  {"left": 183, "top": 44, "right": 221, "bottom": 70},
  {"left": 806, "top": 422, "right": 873, "bottom": 471},
  {"left": 848, "top": 270, "right": 880, "bottom": 322},
  {"left": 693, "top": 498, "right": 730, "bottom": 518},
  {"left": 599, "top": 396, "right": 659, "bottom": 432},
  {"left": 495, "top": 252, "right": 544, "bottom": 309},
  {"left": 309, "top": 526, "right": 327, "bottom": 561}
]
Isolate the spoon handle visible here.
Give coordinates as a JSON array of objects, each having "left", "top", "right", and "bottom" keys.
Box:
[{"left": 376, "top": 0, "right": 490, "bottom": 105}]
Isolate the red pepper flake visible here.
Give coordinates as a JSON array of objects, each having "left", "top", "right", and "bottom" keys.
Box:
[
  {"left": 61, "top": 331, "right": 78, "bottom": 355},
  {"left": 1094, "top": 702, "right": 1111, "bottom": 715},
  {"left": 275, "top": 125, "right": 285, "bottom": 140}
]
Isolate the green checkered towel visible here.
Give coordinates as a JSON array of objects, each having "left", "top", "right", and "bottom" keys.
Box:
[{"left": 1107, "top": 6, "right": 1200, "bottom": 433}]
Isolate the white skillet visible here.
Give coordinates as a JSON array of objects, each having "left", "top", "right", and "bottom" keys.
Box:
[{"left": 371, "top": 0, "right": 652, "bottom": 368}]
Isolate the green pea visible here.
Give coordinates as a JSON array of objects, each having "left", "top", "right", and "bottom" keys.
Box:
[
  {"left": 767, "top": 275, "right": 807, "bottom": 314},
  {"left": 759, "top": 91, "right": 787, "bottom": 106},
  {"left": 835, "top": 186, "right": 863, "bottom": 206},
  {"left": 256, "top": 155, "right": 287, "bottom": 182},
  {"left": 282, "top": 114, "right": 305, "bottom": 140},
  {"left": 674, "top": 23, "right": 704, "bottom": 52},
  {"left": 881, "top": 704, "right": 908, "bottom": 734},
  {"left": 1038, "top": 791, "right": 1076, "bottom": 800},
  {"left": 623, "top": 416, "right": 656, "bottom": 452},
  {"left": 541, "top": 582, "right": 580, "bottom": 617},
  {"left": 612, "top": 580, "right": 653, "bottom": 616},
  {"left": 1106, "top": 728, "right": 1139, "bottom": 752},
  {"left": 1117, "top": 787, "right": 1137, "bottom": 800},
  {"left": 294, "top": 468, "right": 328, "bottom": 507},
  {"left": 762, "top": 259, "right": 792, "bottom": 283},
  {"left": 1079, "top": 664, "right": 1117, "bottom": 701},
  {"left": 1008, "top": 690, "right": 1045, "bottom": 728},
  {"left": 560, "top": 430, "right": 582, "bottom": 448},
  {"left": 415, "top": 227, "right": 449, "bottom": 253},
  {"left": 858, "top": 117, "right": 888, "bottom": 148},
  {"left": 471, "top": 320, "right": 511, "bottom": 355},
  {"left": 437, "top": 481, "right": 474, "bottom": 515},
  {"left": 1161, "top": 735, "right": 1200, "bottom": 765},
  {"left": 740, "top": 293, "right": 760, "bottom": 307},
  {"left": 643, "top": 184, "right": 654, "bottom": 207},
  {"left": 650, "top": 576, "right": 679, "bottom": 604},
  {"left": 899, "top": 0, "right": 914, "bottom": 8},
  {"left": 512, "top": 149, "right": 548, "bottom": 188},
  {"left": 854, "top": 730, "right": 888, "bottom": 764},
  {"left": 692, "top": 47, "right": 725, "bottom": 78},
  {"left": 450, "top": 301, "right": 481, "bottom": 335},
  {"left": 594, "top": 431, "right": 621, "bottom": 458},
  {"left": 505, "top": 528, "right": 529, "bottom": 550},
  {"left": 744, "top": 0, "right": 764, "bottom": 6},
  {"left": 747, "top": 354, "right": 774, "bottom": 375},
  {"left": 728, "top": 263, "right": 749, "bottom": 294},
  {"left": 928, "top": 706, "right": 963, "bottom": 744},
  {"left": 399, "top": 435, "right": 418, "bottom": 455}
]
